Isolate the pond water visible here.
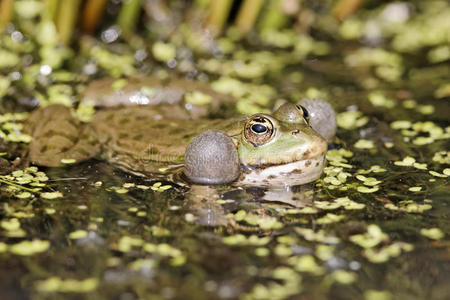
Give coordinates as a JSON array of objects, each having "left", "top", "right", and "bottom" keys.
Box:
[{"left": 0, "top": 2, "right": 449, "bottom": 300}]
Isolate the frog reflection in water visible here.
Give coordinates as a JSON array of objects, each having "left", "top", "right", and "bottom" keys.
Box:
[{"left": 25, "top": 77, "right": 336, "bottom": 187}]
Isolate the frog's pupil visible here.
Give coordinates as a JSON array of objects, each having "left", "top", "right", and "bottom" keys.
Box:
[{"left": 251, "top": 124, "right": 267, "bottom": 133}]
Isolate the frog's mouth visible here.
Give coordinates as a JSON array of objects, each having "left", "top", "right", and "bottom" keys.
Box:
[{"left": 238, "top": 155, "right": 326, "bottom": 187}]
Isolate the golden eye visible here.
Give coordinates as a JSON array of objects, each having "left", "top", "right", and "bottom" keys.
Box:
[{"left": 244, "top": 115, "right": 275, "bottom": 146}]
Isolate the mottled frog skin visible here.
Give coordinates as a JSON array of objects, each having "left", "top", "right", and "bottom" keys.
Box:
[{"left": 25, "top": 77, "right": 335, "bottom": 187}]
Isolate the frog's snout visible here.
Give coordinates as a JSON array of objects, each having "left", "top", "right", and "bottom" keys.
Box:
[
  {"left": 305, "top": 134, "right": 328, "bottom": 160},
  {"left": 291, "top": 128, "right": 328, "bottom": 160}
]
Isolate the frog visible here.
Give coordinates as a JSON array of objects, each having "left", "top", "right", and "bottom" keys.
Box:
[{"left": 25, "top": 77, "right": 336, "bottom": 187}]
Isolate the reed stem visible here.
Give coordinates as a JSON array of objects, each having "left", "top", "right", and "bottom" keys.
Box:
[
  {"left": 205, "top": 0, "right": 233, "bottom": 36},
  {"left": 0, "top": 0, "right": 14, "bottom": 29},
  {"left": 235, "top": 0, "right": 264, "bottom": 34},
  {"left": 82, "top": 0, "right": 108, "bottom": 33},
  {"left": 56, "top": 0, "right": 82, "bottom": 45},
  {"left": 44, "top": 0, "right": 60, "bottom": 21},
  {"left": 332, "top": 0, "right": 363, "bottom": 20},
  {"left": 0, "top": 179, "right": 39, "bottom": 193},
  {"left": 117, "top": 0, "right": 142, "bottom": 37}
]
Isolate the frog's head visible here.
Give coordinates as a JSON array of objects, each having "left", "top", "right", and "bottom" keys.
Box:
[
  {"left": 237, "top": 103, "right": 328, "bottom": 187},
  {"left": 184, "top": 102, "right": 330, "bottom": 187}
]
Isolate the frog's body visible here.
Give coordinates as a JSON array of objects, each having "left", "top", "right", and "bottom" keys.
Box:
[
  {"left": 93, "top": 106, "right": 243, "bottom": 176},
  {"left": 25, "top": 77, "right": 335, "bottom": 187}
]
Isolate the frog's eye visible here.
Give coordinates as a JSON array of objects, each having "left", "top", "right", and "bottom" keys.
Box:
[
  {"left": 244, "top": 116, "right": 275, "bottom": 146},
  {"left": 296, "top": 105, "right": 309, "bottom": 122}
]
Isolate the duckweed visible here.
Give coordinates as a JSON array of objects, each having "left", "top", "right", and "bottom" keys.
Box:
[
  {"left": 364, "top": 290, "right": 393, "bottom": 300},
  {"left": 1, "top": 218, "right": 21, "bottom": 231},
  {"left": 0, "top": 49, "right": 20, "bottom": 69},
  {"left": 222, "top": 234, "right": 271, "bottom": 247},
  {"left": 136, "top": 211, "right": 147, "bottom": 217},
  {"left": 434, "top": 83, "right": 450, "bottom": 98},
  {"left": 141, "top": 243, "right": 186, "bottom": 266},
  {"left": 111, "top": 78, "right": 128, "bottom": 90},
  {"left": 90, "top": 46, "right": 136, "bottom": 77},
  {"left": 420, "top": 228, "right": 444, "bottom": 240},
  {"left": 15, "top": 191, "right": 32, "bottom": 199},
  {"left": 429, "top": 170, "right": 449, "bottom": 178},
  {"left": 390, "top": 120, "right": 450, "bottom": 146},
  {"left": 152, "top": 42, "right": 176, "bottom": 62},
  {"left": 35, "top": 277, "right": 99, "bottom": 293},
  {"left": 243, "top": 267, "right": 302, "bottom": 300},
  {"left": 368, "top": 92, "right": 396, "bottom": 108},
  {"left": 60, "top": 158, "right": 76, "bottom": 164},
  {"left": 356, "top": 175, "right": 382, "bottom": 186},
  {"left": 408, "top": 186, "right": 422, "bottom": 192},
  {"left": 185, "top": 91, "right": 212, "bottom": 106},
  {"left": 363, "top": 242, "right": 413, "bottom": 264},
  {"left": 416, "top": 104, "right": 435, "bottom": 115},
  {"left": 331, "top": 270, "right": 358, "bottom": 284},
  {"left": 0, "top": 112, "right": 32, "bottom": 143},
  {"left": 149, "top": 225, "right": 171, "bottom": 237},
  {"left": 354, "top": 139, "right": 375, "bottom": 149},
  {"left": 274, "top": 244, "right": 292, "bottom": 257},
  {"left": 315, "top": 197, "right": 365, "bottom": 211},
  {"left": 287, "top": 255, "right": 324, "bottom": 275},
  {"left": 316, "top": 213, "right": 345, "bottom": 225},
  {"left": 357, "top": 186, "right": 379, "bottom": 193},
  {"left": 9, "top": 239, "right": 50, "bottom": 256},
  {"left": 295, "top": 228, "right": 340, "bottom": 244},
  {"left": 117, "top": 236, "right": 144, "bottom": 252},
  {"left": 44, "top": 208, "right": 56, "bottom": 214},
  {"left": 286, "top": 207, "right": 319, "bottom": 214},
  {"left": 40, "top": 191, "right": 63, "bottom": 199},
  {"left": 68, "top": 230, "right": 88, "bottom": 239},
  {"left": 394, "top": 156, "right": 415, "bottom": 167},
  {"left": 232, "top": 212, "right": 283, "bottom": 230},
  {"left": 390, "top": 120, "right": 411, "bottom": 130},
  {"left": 336, "top": 111, "right": 369, "bottom": 130},
  {"left": 128, "top": 258, "right": 158, "bottom": 271},
  {"left": 254, "top": 247, "right": 270, "bottom": 257},
  {"left": 432, "top": 151, "right": 450, "bottom": 164},
  {"left": 315, "top": 244, "right": 335, "bottom": 261},
  {"left": 114, "top": 187, "right": 128, "bottom": 194},
  {"left": 350, "top": 225, "right": 388, "bottom": 249}
]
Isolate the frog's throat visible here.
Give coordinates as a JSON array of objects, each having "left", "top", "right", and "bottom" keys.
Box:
[{"left": 237, "top": 155, "right": 325, "bottom": 187}]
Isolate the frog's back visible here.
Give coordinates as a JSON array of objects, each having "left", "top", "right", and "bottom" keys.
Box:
[
  {"left": 25, "top": 105, "right": 101, "bottom": 167},
  {"left": 92, "top": 107, "right": 238, "bottom": 175}
]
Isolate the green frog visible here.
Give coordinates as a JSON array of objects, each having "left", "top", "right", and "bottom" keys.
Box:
[{"left": 25, "top": 77, "right": 336, "bottom": 187}]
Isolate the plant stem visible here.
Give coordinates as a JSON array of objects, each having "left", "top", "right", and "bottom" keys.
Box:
[
  {"left": 0, "top": 0, "right": 14, "bottom": 29},
  {"left": 56, "top": 0, "right": 82, "bottom": 45},
  {"left": 235, "top": 0, "right": 264, "bottom": 34},
  {"left": 0, "top": 178, "right": 39, "bottom": 193},
  {"left": 332, "top": 0, "right": 363, "bottom": 20},
  {"left": 205, "top": 0, "right": 233, "bottom": 36},
  {"left": 82, "top": 0, "right": 108, "bottom": 33},
  {"left": 44, "top": 0, "right": 60, "bottom": 21},
  {"left": 117, "top": 0, "right": 142, "bottom": 37}
]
